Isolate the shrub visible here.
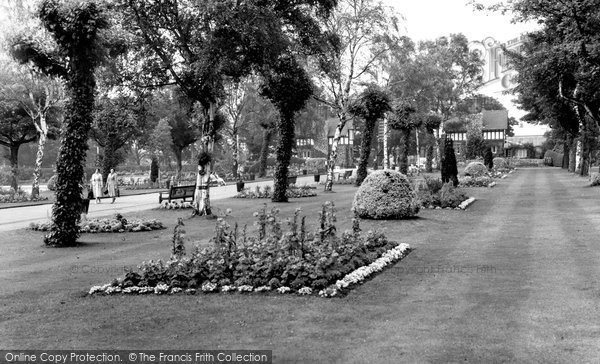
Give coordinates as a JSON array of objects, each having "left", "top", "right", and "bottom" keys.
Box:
[
  {"left": 493, "top": 157, "right": 509, "bottom": 170},
  {"left": 459, "top": 175, "right": 494, "bottom": 187},
  {"left": 46, "top": 174, "right": 58, "bottom": 191},
  {"left": 441, "top": 137, "right": 458, "bottom": 186},
  {"left": 0, "top": 187, "right": 49, "bottom": 203},
  {"left": 352, "top": 170, "right": 420, "bottom": 219},
  {"left": 30, "top": 214, "right": 165, "bottom": 233},
  {"left": 235, "top": 185, "right": 316, "bottom": 199},
  {"left": 590, "top": 173, "right": 600, "bottom": 187},
  {"left": 416, "top": 181, "right": 468, "bottom": 209},
  {"left": 150, "top": 158, "right": 159, "bottom": 183},
  {"left": 464, "top": 161, "right": 488, "bottom": 177}
]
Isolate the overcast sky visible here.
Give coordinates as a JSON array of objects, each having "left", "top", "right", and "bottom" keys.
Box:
[{"left": 387, "top": 0, "right": 540, "bottom": 44}]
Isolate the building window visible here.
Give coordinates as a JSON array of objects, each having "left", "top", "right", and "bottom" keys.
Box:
[{"left": 491, "top": 145, "right": 498, "bottom": 154}]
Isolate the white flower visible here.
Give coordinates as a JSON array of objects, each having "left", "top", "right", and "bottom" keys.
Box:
[
  {"left": 254, "top": 286, "right": 271, "bottom": 292},
  {"left": 277, "top": 286, "right": 291, "bottom": 294},
  {"left": 237, "top": 285, "right": 254, "bottom": 292},
  {"left": 297, "top": 287, "right": 312, "bottom": 295},
  {"left": 123, "top": 286, "right": 141, "bottom": 294},
  {"left": 154, "top": 283, "right": 169, "bottom": 294},
  {"left": 170, "top": 287, "right": 183, "bottom": 294},
  {"left": 221, "top": 285, "right": 235, "bottom": 292},
  {"left": 318, "top": 287, "right": 337, "bottom": 297},
  {"left": 201, "top": 281, "right": 217, "bottom": 292}
]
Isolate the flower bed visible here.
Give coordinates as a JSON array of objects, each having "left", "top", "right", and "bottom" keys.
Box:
[
  {"left": 0, "top": 188, "right": 48, "bottom": 204},
  {"left": 89, "top": 203, "right": 411, "bottom": 298},
  {"left": 30, "top": 214, "right": 165, "bottom": 233},
  {"left": 235, "top": 185, "right": 317, "bottom": 199},
  {"left": 459, "top": 175, "right": 494, "bottom": 187},
  {"left": 159, "top": 201, "right": 194, "bottom": 209},
  {"left": 417, "top": 179, "right": 470, "bottom": 209}
]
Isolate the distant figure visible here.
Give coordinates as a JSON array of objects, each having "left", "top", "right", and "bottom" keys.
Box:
[
  {"left": 80, "top": 173, "right": 90, "bottom": 220},
  {"left": 107, "top": 168, "right": 118, "bottom": 204},
  {"left": 91, "top": 168, "right": 103, "bottom": 204}
]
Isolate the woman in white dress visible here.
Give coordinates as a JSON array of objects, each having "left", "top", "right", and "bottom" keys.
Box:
[
  {"left": 90, "top": 168, "right": 103, "bottom": 204},
  {"left": 106, "top": 168, "right": 118, "bottom": 203}
]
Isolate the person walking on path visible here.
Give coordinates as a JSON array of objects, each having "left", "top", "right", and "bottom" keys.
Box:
[
  {"left": 80, "top": 173, "right": 91, "bottom": 220},
  {"left": 107, "top": 168, "right": 118, "bottom": 204},
  {"left": 91, "top": 168, "right": 103, "bottom": 204}
]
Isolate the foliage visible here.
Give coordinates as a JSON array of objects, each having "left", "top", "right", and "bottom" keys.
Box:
[
  {"left": 464, "top": 113, "right": 485, "bottom": 159},
  {"left": 417, "top": 181, "right": 469, "bottom": 209},
  {"left": 483, "top": 147, "right": 493, "bottom": 169},
  {"left": 459, "top": 175, "right": 494, "bottom": 187},
  {"left": 590, "top": 173, "right": 600, "bottom": 187},
  {"left": 441, "top": 137, "right": 458, "bottom": 186},
  {"left": 30, "top": 214, "right": 165, "bottom": 233},
  {"left": 0, "top": 187, "right": 48, "bottom": 203},
  {"left": 150, "top": 157, "right": 159, "bottom": 183},
  {"left": 12, "top": 0, "right": 110, "bottom": 247},
  {"left": 352, "top": 170, "right": 420, "bottom": 219},
  {"left": 348, "top": 84, "right": 391, "bottom": 185},
  {"left": 235, "top": 185, "right": 317, "bottom": 199},
  {"left": 89, "top": 202, "right": 409, "bottom": 295},
  {"left": 464, "top": 161, "right": 488, "bottom": 177},
  {"left": 493, "top": 157, "right": 509, "bottom": 171}
]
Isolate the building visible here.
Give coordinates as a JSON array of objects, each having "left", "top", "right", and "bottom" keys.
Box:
[
  {"left": 445, "top": 110, "right": 509, "bottom": 157},
  {"left": 325, "top": 118, "right": 357, "bottom": 168}
]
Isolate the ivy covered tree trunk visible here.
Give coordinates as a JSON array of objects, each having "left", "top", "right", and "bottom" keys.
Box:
[
  {"left": 272, "top": 112, "right": 295, "bottom": 202},
  {"left": 355, "top": 117, "right": 376, "bottom": 186},
  {"left": 9, "top": 145, "right": 19, "bottom": 191},
  {"left": 45, "top": 62, "right": 96, "bottom": 246},
  {"left": 569, "top": 137, "right": 577, "bottom": 173},
  {"left": 399, "top": 130, "right": 410, "bottom": 174},
  {"left": 173, "top": 147, "right": 183, "bottom": 184},
  {"left": 258, "top": 128, "right": 273, "bottom": 178},
  {"left": 425, "top": 143, "right": 434, "bottom": 173},
  {"left": 31, "top": 132, "right": 47, "bottom": 197},
  {"left": 562, "top": 135, "right": 570, "bottom": 170}
]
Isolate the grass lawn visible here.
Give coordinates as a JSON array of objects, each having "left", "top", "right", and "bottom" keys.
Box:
[{"left": 2, "top": 168, "right": 599, "bottom": 362}]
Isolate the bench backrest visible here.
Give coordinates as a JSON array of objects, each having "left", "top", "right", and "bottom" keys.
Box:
[{"left": 170, "top": 185, "right": 196, "bottom": 198}]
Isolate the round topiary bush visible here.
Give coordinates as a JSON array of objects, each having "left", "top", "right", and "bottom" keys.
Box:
[
  {"left": 46, "top": 174, "right": 58, "bottom": 191},
  {"left": 493, "top": 157, "right": 509, "bottom": 170},
  {"left": 352, "top": 170, "right": 420, "bottom": 219},
  {"left": 464, "top": 161, "right": 488, "bottom": 177}
]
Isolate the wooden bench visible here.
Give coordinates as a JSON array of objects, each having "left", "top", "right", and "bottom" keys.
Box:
[
  {"left": 337, "top": 170, "right": 353, "bottom": 180},
  {"left": 158, "top": 185, "right": 196, "bottom": 203},
  {"left": 287, "top": 175, "right": 297, "bottom": 185}
]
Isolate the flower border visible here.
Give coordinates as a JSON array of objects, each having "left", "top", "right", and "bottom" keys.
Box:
[{"left": 89, "top": 243, "right": 411, "bottom": 299}]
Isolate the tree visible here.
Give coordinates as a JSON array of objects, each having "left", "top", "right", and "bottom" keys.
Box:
[
  {"left": 11, "top": 0, "right": 109, "bottom": 246},
  {"left": 0, "top": 62, "right": 64, "bottom": 197},
  {"left": 90, "top": 97, "right": 138, "bottom": 180},
  {"left": 441, "top": 136, "right": 458, "bottom": 186},
  {"left": 388, "top": 103, "right": 418, "bottom": 174},
  {"left": 483, "top": 146, "right": 493, "bottom": 169},
  {"left": 464, "top": 113, "right": 485, "bottom": 159},
  {"left": 348, "top": 84, "right": 391, "bottom": 185},
  {"left": 260, "top": 57, "right": 314, "bottom": 202},
  {"left": 313, "top": 0, "right": 402, "bottom": 191},
  {"left": 0, "top": 91, "right": 37, "bottom": 190},
  {"left": 119, "top": 0, "right": 336, "bottom": 214}
]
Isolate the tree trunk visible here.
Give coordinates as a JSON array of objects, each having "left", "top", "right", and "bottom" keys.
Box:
[
  {"left": 31, "top": 133, "right": 47, "bottom": 197},
  {"left": 174, "top": 147, "right": 183, "bottom": 184},
  {"left": 562, "top": 135, "right": 570, "bottom": 169},
  {"left": 272, "top": 113, "right": 295, "bottom": 202},
  {"left": 232, "top": 133, "right": 239, "bottom": 179},
  {"left": 569, "top": 137, "right": 577, "bottom": 173},
  {"left": 355, "top": 118, "right": 377, "bottom": 186},
  {"left": 383, "top": 116, "right": 389, "bottom": 169},
  {"left": 575, "top": 139, "right": 582, "bottom": 172},
  {"left": 425, "top": 140, "right": 434, "bottom": 173},
  {"left": 9, "top": 145, "right": 19, "bottom": 191},
  {"left": 324, "top": 112, "right": 349, "bottom": 192},
  {"left": 192, "top": 104, "right": 217, "bottom": 216},
  {"left": 258, "top": 128, "right": 273, "bottom": 178},
  {"left": 399, "top": 129, "right": 411, "bottom": 174}
]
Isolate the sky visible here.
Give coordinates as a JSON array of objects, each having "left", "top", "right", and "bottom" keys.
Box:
[{"left": 387, "top": 0, "right": 539, "bottom": 44}]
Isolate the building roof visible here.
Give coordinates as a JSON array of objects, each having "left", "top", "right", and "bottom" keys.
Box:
[
  {"left": 444, "top": 110, "right": 508, "bottom": 132},
  {"left": 325, "top": 117, "right": 355, "bottom": 136}
]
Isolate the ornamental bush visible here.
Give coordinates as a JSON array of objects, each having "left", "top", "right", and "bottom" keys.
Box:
[
  {"left": 590, "top": 173, "right": 600, "bottom": 187},
  {"left": 352, "top": 170, "right": 419, "bottom": 219},
  {"left": 464, "top": 161, "right": 488, "bottom": 177},
  {"left": 493, "top": 157, "right": 509, "bottom": 170}
]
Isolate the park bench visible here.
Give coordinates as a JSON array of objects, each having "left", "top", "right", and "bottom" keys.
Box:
[
  {"left": 158, "top": 184, "right": 196, "bottom": 203},
  {"left": 287, "top": 175, "right": 297, "bottom": 185},
  {"left": 337, "top": 170, "right": 353, "bottom": 180}
]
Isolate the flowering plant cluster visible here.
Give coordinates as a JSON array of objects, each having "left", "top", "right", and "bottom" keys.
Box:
[
  {"left": 235, "top": 185, "right": 316, "bottom": 199},
  {"left": 416, "top": 180, "right": 470, "bottom": 209},
  {"left": 459, "top": 176, "right": 494, "bottom": 187},
  {"left": 0, "top": 187, "right": 48, "bottom": 203},
  {"left": 160, "top": 201, "right": 194, "bottom": 209},
  {"left": 30, "top": 214, "right": 165, "bottom": 233},
  {"left": 89, "top": 202, "right": 411, "bottom": 297}
]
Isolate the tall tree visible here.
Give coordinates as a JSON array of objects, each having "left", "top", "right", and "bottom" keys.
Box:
[
  {"left": 388, "top": 103, "right": 418, "bottom": 174},
  {"left": 119, "top": 0, "right": 336, "bottom": 214},
  {"left": 348, "top": 84, "right": 391, "bottom": 185},
  {"left": 11, "top": 0, "right": 110, "bottom": 246},
  {"left": 313, "top": 0, "right": 402, "bottom": 191}
]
